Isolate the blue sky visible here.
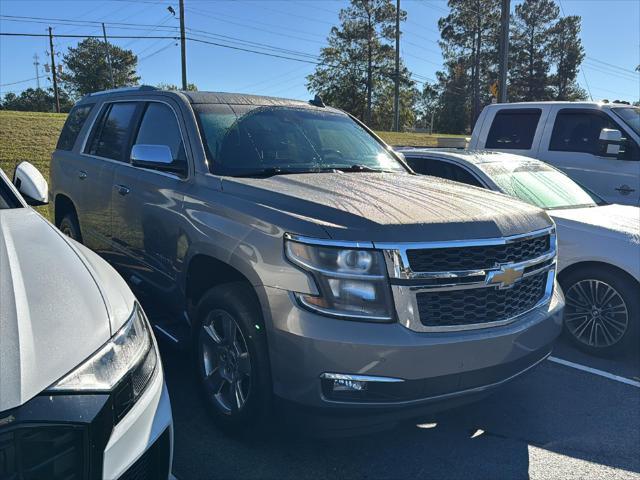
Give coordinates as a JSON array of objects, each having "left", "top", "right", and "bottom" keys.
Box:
[{"left": 1, "top": 0, "right": 638, "bottom": 102}]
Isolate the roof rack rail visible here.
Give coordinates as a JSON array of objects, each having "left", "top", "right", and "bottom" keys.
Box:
[{"left": 88, "top": 85, "right": 158, "bottom": 97}]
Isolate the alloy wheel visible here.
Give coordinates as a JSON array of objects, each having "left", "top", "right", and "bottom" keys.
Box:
[
  {"left": 199, "top": 309, "right": 252, "bottom": 414},
  {"left": 564, "top": 279, "right": 629, "bottom": 349}
]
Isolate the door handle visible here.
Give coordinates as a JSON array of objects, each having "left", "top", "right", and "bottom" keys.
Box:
[
  {"left": 78, "top": 170, "right": 87, "bottom": 180},
  {"left": 115, "top": 184, "right": 130, "bottom": 196},
  {"left": 615, "top": 185, "right": 635, "bottom": 195}
]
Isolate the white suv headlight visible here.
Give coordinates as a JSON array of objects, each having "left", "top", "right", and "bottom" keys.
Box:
[
  {"left": 47, "top": 304, "right": 157, "bottom": 394},
  {"left": 285, "top": 237, "right": 394, "bottom": 321}
]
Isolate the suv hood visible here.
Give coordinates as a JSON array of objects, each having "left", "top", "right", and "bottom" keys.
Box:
[
  {"left": 0, "top": 209, "right": 135, "bottom": 412},
  {"left": 222, "top": 173, "right": 552, "bottom": 241}
]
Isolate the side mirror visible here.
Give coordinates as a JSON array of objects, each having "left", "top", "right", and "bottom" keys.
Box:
[
  {"left": 599, "top": 128, "right": 622, "bottom": 157},
  {"left": 14, "top": 161, "right": 48, "bottom": 205},
  {"left": 395, "top": 151, "right": 406, "bottom": 162},
  {"left": 130, "top": 144, "right": 175, "bottom": 170}
]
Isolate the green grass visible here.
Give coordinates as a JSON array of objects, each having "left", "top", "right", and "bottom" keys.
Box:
[
  {"left": 0, "top": 110, "right": 67, "bottom": 218},
  {"left": 0, "top": 110, "right": 67, "bottom": 181},
  {"left": 376, "top": 131, "right": 466, "bottom": 147}
]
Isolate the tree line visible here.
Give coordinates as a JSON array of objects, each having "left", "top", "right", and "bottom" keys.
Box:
[
  {"left": 1, "top": 0, "right": 592, "bottom": 133},
  {"left": 309, "top": 0, "right": 587, "bottom": 134}
]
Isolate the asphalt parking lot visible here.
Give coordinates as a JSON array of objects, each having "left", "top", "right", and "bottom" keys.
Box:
[{"left": 158, "top": 333, "right": 640, "bottom": 480}]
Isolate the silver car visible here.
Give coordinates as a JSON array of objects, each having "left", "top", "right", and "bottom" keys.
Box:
[
  {"left": 0, "top": 165, "right": 172, "bottom": 478},
  {"left": 50, "top": 87, "right": 564, "bottom": 432}
]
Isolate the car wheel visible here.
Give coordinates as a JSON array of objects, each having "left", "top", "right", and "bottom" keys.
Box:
[
  {"left": 561, "top": 267, "right": 639, "bottom": 356},
  {"left": 193, "top": 282, "right": 271, "bottom": 429},
  {"left": 59, "top": 212, "right": 82, "bottom": 242}
]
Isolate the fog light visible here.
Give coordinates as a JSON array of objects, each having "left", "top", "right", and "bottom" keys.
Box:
[
  {"left": 320, "top": 372, "right": 404, "bottom": 402},
  {"left": 332, "top": 378, "right": 367, "bottom": 392}
]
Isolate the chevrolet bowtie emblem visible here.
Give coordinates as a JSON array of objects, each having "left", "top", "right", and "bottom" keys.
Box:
[{"left": 486, "top": 265, "right": 524, "bottom": 289}]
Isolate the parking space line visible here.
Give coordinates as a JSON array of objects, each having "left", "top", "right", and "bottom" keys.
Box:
[{"left": 547, "top": 356, "right": 640, "bottom": 388}]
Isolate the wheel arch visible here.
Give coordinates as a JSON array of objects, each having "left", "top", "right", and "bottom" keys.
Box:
[
  {"left": 558, "top": 261, "right": 640, "bottom": 293},
  {"left": 54, "top": 193, "right": 78, "bottom": 227},
  {"left": 183, "top": 249, "right": 263, "bottom": 319}
]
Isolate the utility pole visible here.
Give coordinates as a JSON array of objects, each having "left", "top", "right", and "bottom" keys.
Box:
[
  {"left": 498, "top": 0, "right": 510, "bottom": 103},
  {"left": 48, "top": 27, "right": 60, "bottom": 113},
  {"left": 102, "top": 23, "right": 115, "bottom": 88},
  {"left": 392, "top": 0, "right": 401, "bottom": 132},
  {"left": 179, "top": 0, "right": 187, "bottom": 90},
  {"left": 33, "top": 54, "right": 41, "bottom": 89}
]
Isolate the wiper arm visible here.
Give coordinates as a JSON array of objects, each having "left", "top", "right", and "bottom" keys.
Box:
[
  {"left": 335, "top": 164, "right": 387, "bottom": 173},
  {"left": 231, "top": 167, "right": 335, "bottom": 178}
]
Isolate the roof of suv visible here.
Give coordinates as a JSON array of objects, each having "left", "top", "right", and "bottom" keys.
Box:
[
  {"left": 181, "top": 91, "right": 311, "bottom": 107},
  {"left": 81, "top": 86, "right": 320, "bottom": 109}
]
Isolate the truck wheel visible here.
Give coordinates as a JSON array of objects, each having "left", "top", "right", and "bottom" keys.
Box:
[
  {"left": 59, "top": 212, "right": 82, "bottom": 242},
  {"left": 193, "top": 282, "right": 271, "bottom": 430},
  {"left": 561, "top": 267, "right": 639, "bottom": 356}
]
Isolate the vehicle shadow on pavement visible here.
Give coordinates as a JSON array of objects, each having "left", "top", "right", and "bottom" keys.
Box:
[{"left": 161, "top": 344, "right": 639, "bottom": 480}]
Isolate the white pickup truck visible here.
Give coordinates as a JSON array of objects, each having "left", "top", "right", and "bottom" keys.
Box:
[{"left": 469, "top": 102, "right": 640, "bottom": 205}]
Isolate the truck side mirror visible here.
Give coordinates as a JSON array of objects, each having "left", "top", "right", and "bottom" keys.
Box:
[
  {"left": 13, "top": 161, "right": 48, "bottom": 205},
  {"left": 599, "top": 128, "right": 622, "bottom": 158}
]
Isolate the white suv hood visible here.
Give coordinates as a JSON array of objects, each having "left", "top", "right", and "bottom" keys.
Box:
[{"left": 0, "top": 209, "right": 135, "bottom": 412}]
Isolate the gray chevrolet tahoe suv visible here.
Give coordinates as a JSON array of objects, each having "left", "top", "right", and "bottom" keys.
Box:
[{"left": 50, "top": 86, "right": 564, "bottom": 429}]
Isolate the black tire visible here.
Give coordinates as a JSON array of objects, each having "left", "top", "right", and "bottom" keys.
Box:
[
  {"left": 193, "top": 282, "right": 271, "bottom": 430},
  {"left": 58, "top": 212, "right": 82, "bottom": 243},
  {"left": 560, "top": 266, "right": 639, "bottom": 356}
]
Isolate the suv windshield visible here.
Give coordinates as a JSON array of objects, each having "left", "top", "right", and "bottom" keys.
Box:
[
  {"left": 478, "top": 161, "right": 604, "bottom": 210},
  {"left": 0, "top": 171, "right": 22, "bottom": 209},
  {"left": 195, "top": 105, "right": 406, "bottom": 176},
  {"left": 612, "top": 107, "right": 640, "bottom": 136}
]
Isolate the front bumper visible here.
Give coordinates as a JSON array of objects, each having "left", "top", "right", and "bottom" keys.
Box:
[
  {"left": 260, "top": 283, "right": 564, "bottom": 410},
  {"left": 0, "top": 364, "right": 172, "bottom": 480}
]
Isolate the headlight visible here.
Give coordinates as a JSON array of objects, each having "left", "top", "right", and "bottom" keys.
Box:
[
  {"left": 285, "top": 237, "right": 394, "bottom": 321},
  {"left": 47, "top": 304, "right": 158, "bottom": 420}
]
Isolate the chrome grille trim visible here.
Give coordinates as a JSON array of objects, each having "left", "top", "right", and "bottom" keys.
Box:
[
  {"left": 378, "top": 226, "right": 555, "bottom": 281},
  {"left": 380, "top": 227, "right": 557, "bottom": 332}
]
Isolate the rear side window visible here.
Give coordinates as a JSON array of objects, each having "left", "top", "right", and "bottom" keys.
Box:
[
  {"left": 86, "top": 102, "right": 138, "bottom": 161},
  {"left": 486, "top": 109, "right": 541, "bottom": 150},
  {"left": 405, "top": 157, "right": 483, "bottom": 187},
  {"left": 56, "top": 104, "right": 94, "bottom": 151},
  {"left": 134, "top": 102, "right": 187, "bottom": 169}
]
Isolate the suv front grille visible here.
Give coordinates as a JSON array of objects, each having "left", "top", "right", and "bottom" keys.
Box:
[
  {"left": 416, "top": 271, "right": 548, "bottom": 328},
  {"left": 406, "top": 234, "right": 550, "bottom": 272},
  {"left": 0, "top": 426, "right": 86, "bottom": 480}
]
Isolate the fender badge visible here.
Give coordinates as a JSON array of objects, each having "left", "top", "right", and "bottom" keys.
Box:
[{"left": 0, "top": 415, "right": 15, "bottom": 427}]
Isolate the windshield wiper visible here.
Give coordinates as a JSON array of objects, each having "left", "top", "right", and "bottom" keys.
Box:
[
  {"left": 334, "top": 164, "right": 390, "bottom": 173},
  {"left": 232, "top": 167, "right": 335, "bottom": 178}
]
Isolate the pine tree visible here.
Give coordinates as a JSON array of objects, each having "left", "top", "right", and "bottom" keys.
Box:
[
  {"left": 549, "top": 15, "right": 586, "bottom": 100},
  {"left": 437, "top": 0, "right": 501, "bottom": 130},
  {"left": 307, "top": 0, "right": 417, "bottom": 129},
  {"left": 509, "top": 0, "right": 559, "bottom": 101}
]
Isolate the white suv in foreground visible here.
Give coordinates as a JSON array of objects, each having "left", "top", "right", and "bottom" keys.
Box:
[{"left": 0, "top": 164, "right": 172, "bottom": 479}]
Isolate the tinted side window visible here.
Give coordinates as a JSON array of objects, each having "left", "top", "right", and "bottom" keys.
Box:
[
  {"left": 56, "top": 104, "right": 94, "bottom": 151},
  {"left": 406, "top": 157, "right": 483, "bottom": 187},
  {"left": 549, "top": 110, "right": 634, "bottom": 160},
  {"left": 86, "top": 102, "right": 138, "bottom": 161},
  {"left": 486, "top": 109, "right": 541, "bottom": 150},
  {"left": 134, "top": 102, "right": 187, "bottom": 170}
]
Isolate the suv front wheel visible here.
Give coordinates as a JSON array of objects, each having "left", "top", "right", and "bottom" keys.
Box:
[{"left": 193, "top": 282, "right": 271, "bottom": 429}]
